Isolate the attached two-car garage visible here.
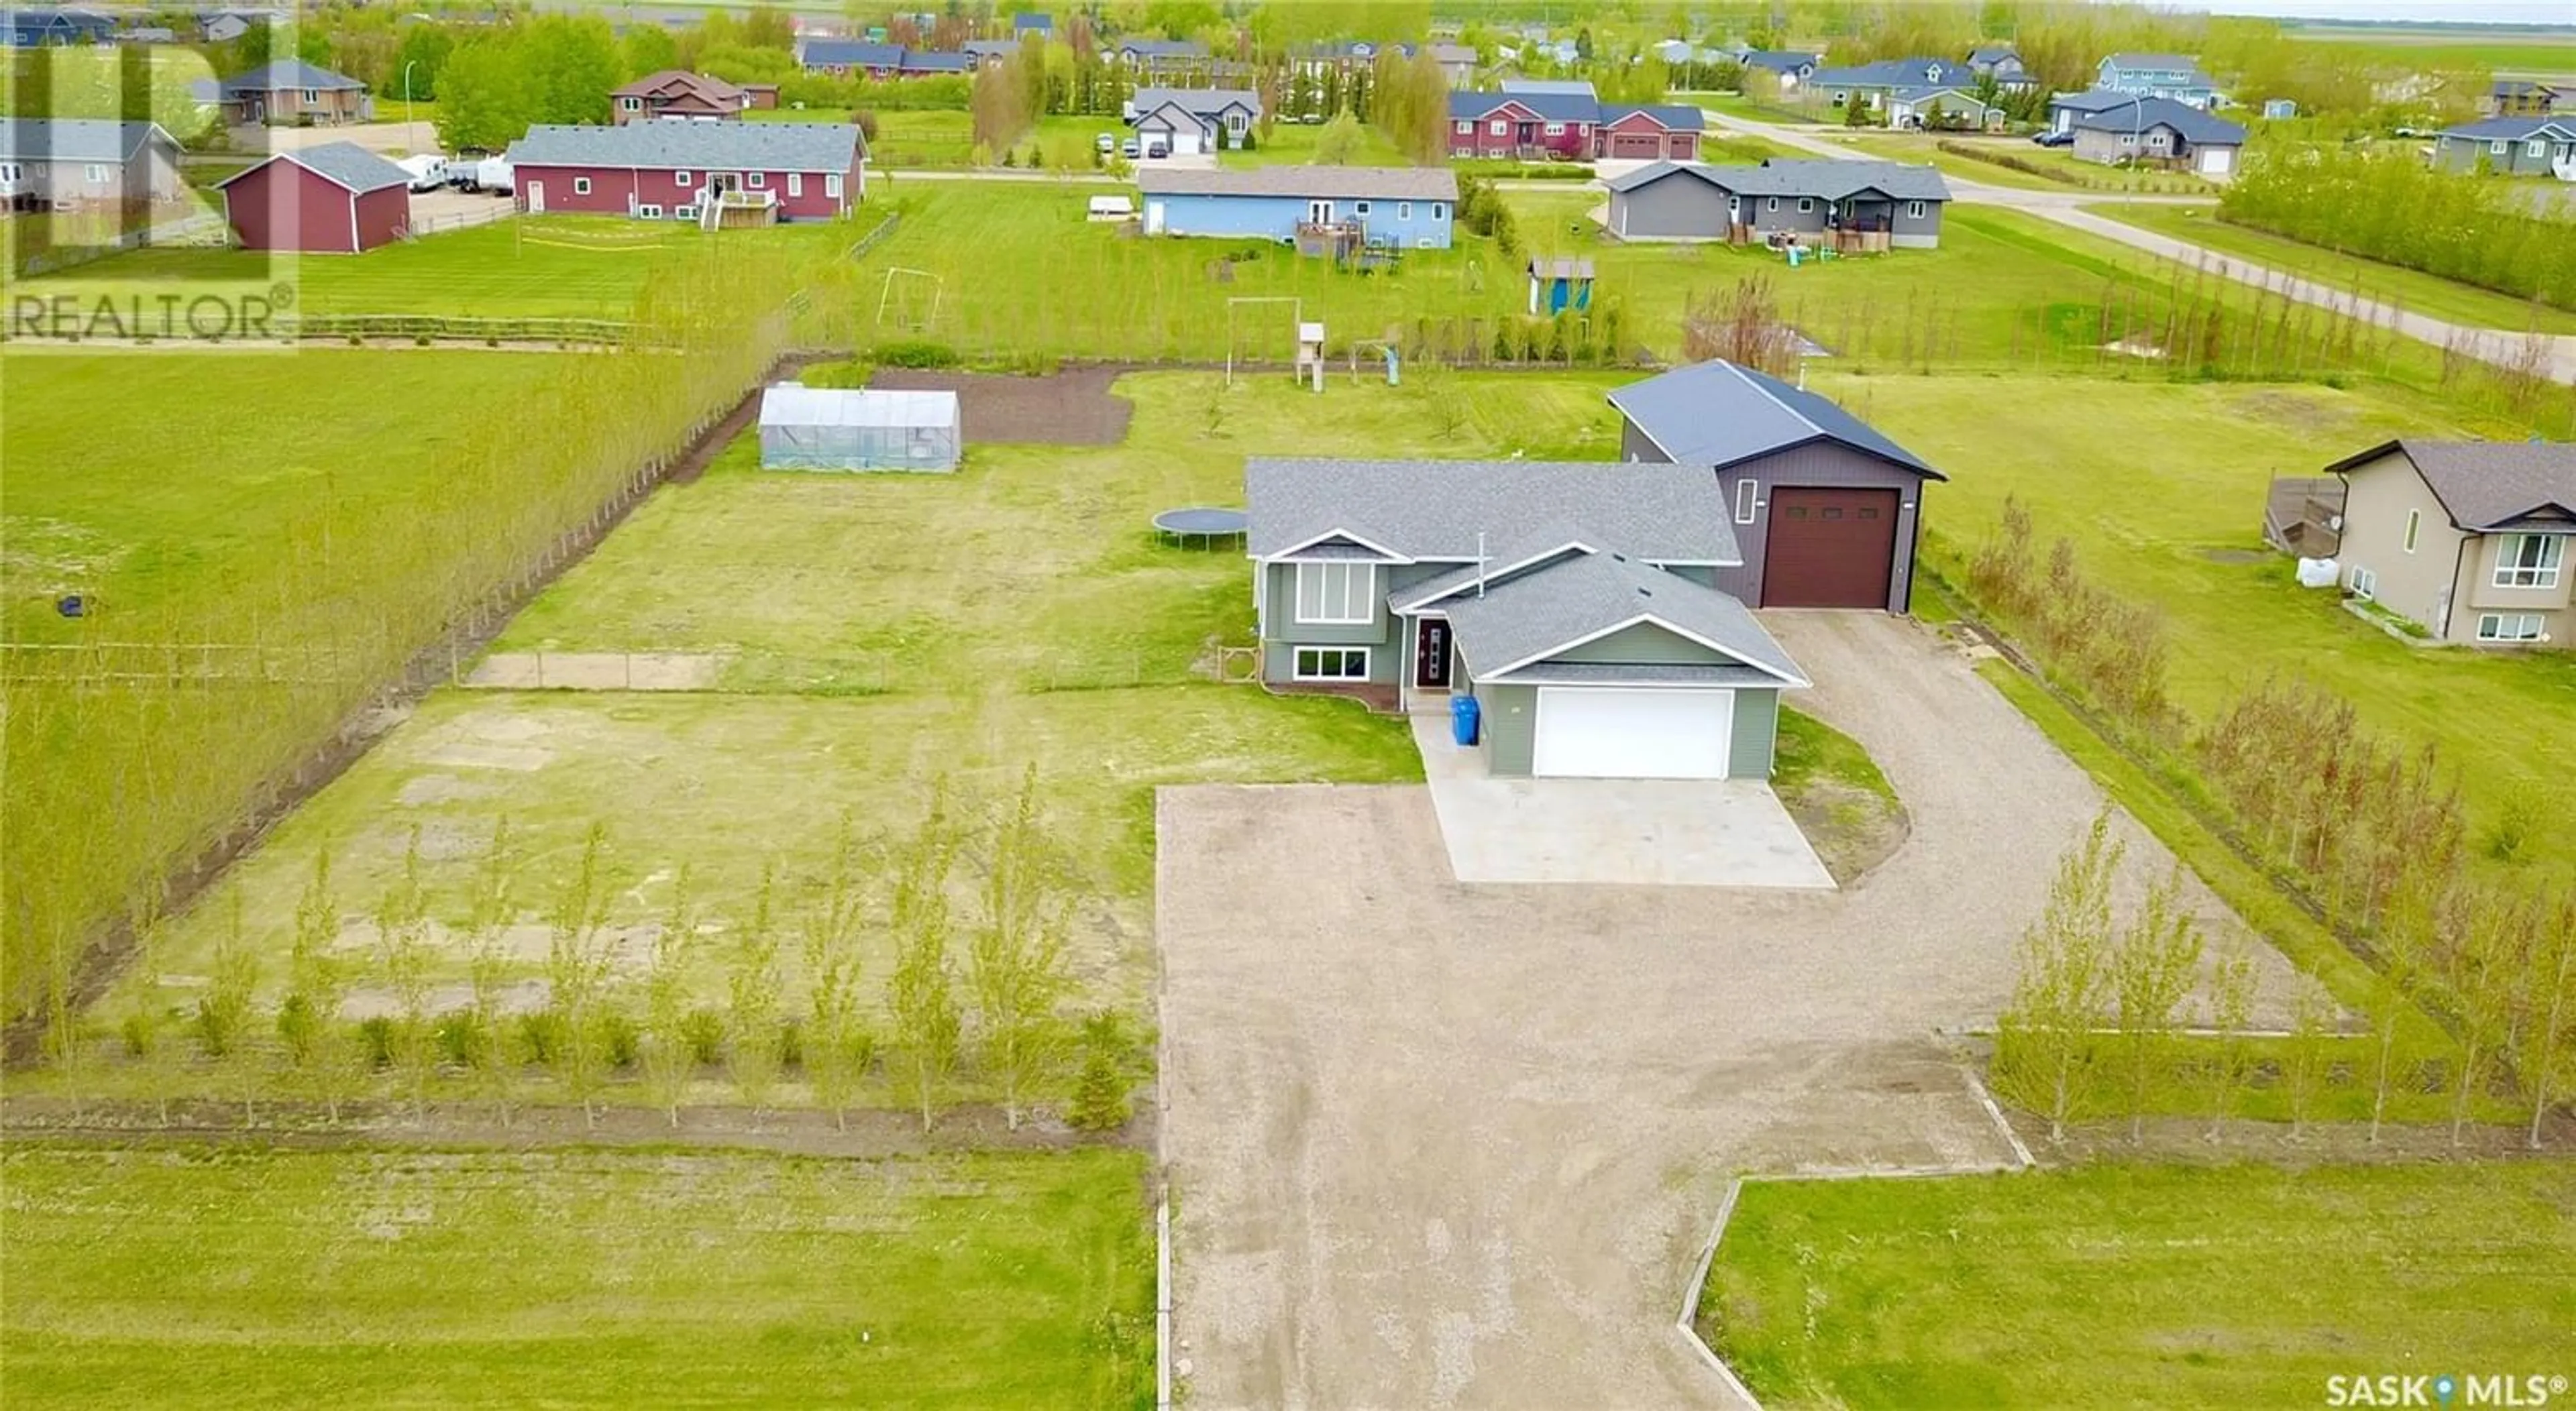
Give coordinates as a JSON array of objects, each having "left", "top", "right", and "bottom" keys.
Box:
[{"left": 1531, "top": 687, "right": 1736, "bottom": 779}]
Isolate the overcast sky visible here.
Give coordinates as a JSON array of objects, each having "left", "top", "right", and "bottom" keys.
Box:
[{"left": 2145, "top": 0, "right": 2575, "bottom": 24}]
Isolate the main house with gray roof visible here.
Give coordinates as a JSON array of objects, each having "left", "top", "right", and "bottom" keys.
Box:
[
  {"left": 505, "top": 119, "right": 865, "bottom": 221},
  {"left": 1124, "top": 87, "right": 1261, "bottom": 154},
  {"left": 1136, "top": 165, "right": 1456, "bottom": 246},
  {"left": 2094, "top": 52, "right": 2220, "bottom": 109},
  {"left": 2065, "top": 95, "right": 2246, "bottom": 178},
  {"left": 2432, "top": 115, "right": 2576, "bottom": 176},
  {"left": 1448, "top": 80, "right": 1704, "bottom": 162},
  {"left": 1605, "top": 159, "right": 1949, "bottom": 247},
  {"left": 219, "top": 58, "right": 370, "bottom": 125},
  {"left": 1244, "top": 453, "right": 1809, "bottom": 779},
  {"left": 2326, "top": 439, "right": 2575, "bottom": 648},
  {"left": 1610, "top": 360, "right": 1947, "bottom": 612}
]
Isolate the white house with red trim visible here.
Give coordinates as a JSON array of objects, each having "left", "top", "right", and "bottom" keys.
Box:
[{"left": 503, "top": 119, "right": 866, "bottom": 223}]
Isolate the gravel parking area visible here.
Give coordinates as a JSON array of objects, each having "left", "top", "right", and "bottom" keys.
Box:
[{"left": 1157, "top": 612, "right": 2292, "bottom": 1409}]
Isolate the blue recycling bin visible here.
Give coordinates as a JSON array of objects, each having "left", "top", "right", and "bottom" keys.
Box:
[{"left": 1450, "top": 693, "right": 1481, "bottom": 746}]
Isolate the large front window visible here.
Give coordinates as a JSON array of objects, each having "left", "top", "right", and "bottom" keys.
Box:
[
  {"left": 2477, "top": 612, "right": 2545, "bottom": 642},
  {"left": 1293, "top": 647, "right": 1369, "bottom": 680},
  {"left": 1294, "top": 561, "right": 1376, "bottom": 623},
  {"left": 2494, "top": 534, "right": 2564, "bottom": 589}
]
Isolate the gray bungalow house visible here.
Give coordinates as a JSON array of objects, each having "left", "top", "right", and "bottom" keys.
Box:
[
  {"left": 2432, "top": 115, "right": 2576, "bottom": 176},
  {"left": 1605, "top": 158, "right": 1949, "bottom": 248},
  {"left": 2068, "top": 96, "right": 2247, "bottom": 178},
  {"left": 1244, "top": 456, "right": 1809, "bottom": 779},
  {"left": 1610, "top": 360, "right": 1947, "bottom": 612},
  {"left": 1125, "top": 87, "right": 1260, "bottom": 154},
  {"left": 0, "top": 119, "right": 184, "bottom": 208}
]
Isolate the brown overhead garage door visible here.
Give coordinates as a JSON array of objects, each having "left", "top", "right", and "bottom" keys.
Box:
[
  {"left": 1607, "top": 131, "right": 1664, "bottom": 158},
  {"left": 1764, "top": 486, "right": 1900, "bottom": 608}
]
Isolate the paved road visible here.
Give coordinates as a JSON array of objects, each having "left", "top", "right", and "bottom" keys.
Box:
[
  {"left": 1707, "top": 112, "right": 2576, "bottom": 385},
  {"left": 1157, "top": 613, "right": 2297, "bottom": 1410}
]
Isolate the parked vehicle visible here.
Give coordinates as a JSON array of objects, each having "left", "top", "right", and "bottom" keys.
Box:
[
  {"left": 1121, "top": 137, "right": 1140, "bottom": 159},
  {"left": 1095, "top": 132, "right": 1115, "bottom": 154},
  {"left": 2029, "top": 129, "right": 2073, "bottom": 148},
  {"left": 1145, "top": 139, "right": 1169, "bottom": 159},
  {"left": 474, "top": 156, "right": 513, "bottom": 194},
  {"left": 394, "top": 154, "right": 446, "bottom": 191}
]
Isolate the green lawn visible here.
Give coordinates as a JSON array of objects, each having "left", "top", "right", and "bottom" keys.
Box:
[
  {"left": 847, "top": 181, "right": 1531, "bottom": 361},
  {"left": 1, "top": 351, "right": 563, "bottom": 642},
  {"left": 2084, "top": 202, "right": 2576, "bottom": 335},
  {"left": 1824, "top": 371, "right": 2576, "bottom": 878},
  {"left": 1, "top": 1142, "right": 1152, "bottom": 1408},
  {"left": 13, "top": 217, "right": 852, "bottom": 319},
  {"left": 74, "top": 372, "right": 1660, "bottom": 1103},
  {"left": 1216, "top": 116, "right": 1407, "bottom": 168},
  {"left": 1703, "top": 1162, "right": 2576, "bottom": 1408}
]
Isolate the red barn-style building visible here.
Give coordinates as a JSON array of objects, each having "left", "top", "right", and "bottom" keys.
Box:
[
  {"left": 1448, "top": 82, "right": 1703, "bottom": 162},
  {"left": 505, "top": 120, "right": 867, "bottom": 223},
  {"left": 214, "top": 142, "right": 411, "bottom": 253}
]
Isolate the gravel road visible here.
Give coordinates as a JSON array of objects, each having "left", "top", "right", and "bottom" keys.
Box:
[{"left": 1157, "top": 612, "right": 2292, "bottom": 1410}]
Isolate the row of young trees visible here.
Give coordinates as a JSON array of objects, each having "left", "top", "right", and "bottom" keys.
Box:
[
  {"left": 1997, "top": 813, "right": 2576, "bottom": 1150},
  {"left": 80, "top": 775, "right": 1135, "bottom": 1136},
  {"left": 2222, "top": 150, "right": 2576, "bottom": 314},
  {"left": 4, "top": 240, "right": 816, "bottom": 1035}
]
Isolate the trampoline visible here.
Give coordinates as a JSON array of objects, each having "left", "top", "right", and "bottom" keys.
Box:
[{"left": 1153, "top": 506, "right": 1250, "bottom": 550}]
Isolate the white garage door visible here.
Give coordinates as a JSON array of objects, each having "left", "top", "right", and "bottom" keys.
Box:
[
  {"left": 1532, "top": 687, "right": 1734, "bottom": 779},
  {"left": 2200, "top": 146, "right": 2234, "bottom": 175},
  {"left": 1169, "top": 129, "right": 1203, "bottom": 155}
]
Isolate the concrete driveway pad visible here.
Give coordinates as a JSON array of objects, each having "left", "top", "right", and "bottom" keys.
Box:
[{"left": 1409, "top": 716, "right": 1834, "bottom": 889}]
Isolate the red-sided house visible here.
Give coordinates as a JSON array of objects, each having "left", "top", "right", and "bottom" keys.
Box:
[
  {"left": 1447, "top": 83, "right": 1704, "bottom": 162},
  {"left": 1449, "top": 84, "right": 1595, "bottom": 160},
  {"left": 213, "top": 141, "right": 409, "bottom": 253},
  {"left": 504, "top": 120, "right": 867, "bottom": 221},
  {"left": 1597, "top": 104, "right": 1703, "bottom": 160}
]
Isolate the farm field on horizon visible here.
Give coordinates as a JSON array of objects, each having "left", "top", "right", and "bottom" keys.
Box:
[{"left": 6, "top": 4, "right": 2574, "bottom": 1406}]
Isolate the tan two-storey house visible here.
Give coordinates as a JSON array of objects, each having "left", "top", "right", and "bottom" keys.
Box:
[{"left": 2327, "top": 439, "right": 2575, "bottom": 648}]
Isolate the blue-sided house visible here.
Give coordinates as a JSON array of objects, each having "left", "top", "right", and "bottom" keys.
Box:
[{"left": 1136, "top": 165, "right": 1459, "bottom": 249}]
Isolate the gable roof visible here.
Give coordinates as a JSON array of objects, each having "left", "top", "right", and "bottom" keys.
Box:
[
  {"left": 221, "top": 58, "right": 364, "bottom": 95},
  {"left": 217, "top": 139, "right": 407, "bottom": 194},
  {"left": 2326, "top": 439, "right": 2576, "bottom": 534},
  {"left": 1012, "top": 12, "right": 1051, "bottom": 32},
  {"left": 1136, "top": 164, "right": 1456, "bottom": 201},
  {"left": 1130, "top": 86, "right": 1261, "bottom": 118},
  {"left": 1118, "top": 38, "right": 1207, "bottom": 58},
  {"left": 506, "top": 120, "right": 864, "bottom": 172},
  {"left": 0, "top": 118, "right": 175, "bottom": 163},
  {"left": 1244, "top": 458, "right": 1739, "bottom": 565},
  {"left": 1737, "top": 50, "right": 1819, "bottom": 74},
  {"left": 1809, "top": 56, "right": 1952, "bottom": 89},
  {"left": 612, "top": 69, "right": 745, "bottom": 101},
  {"left": 1607, "top": 360, "right": 1943, "bottom": 478},
  {"left": 1606, "top": 158, "right": 1950, "bottom": 203},
  {"left": 1601, "top": 102, "right": 1706, "bottom": 131},
  {"left": 2102, "top": 52, "right": 2202, "bottom": 71},
  {"left": 1499, "top": 78, "right": 1596, "bottom": 97},
  {"left": 1967, "top": 44, "right": 2019, "bottom": 64},
  {"left": 797, "top": 37, "right": 901, "bottom": 68},
  {"left": 2049, "top": 88, "right": 2139, "bottom": 113},
  {"left": 2070, "top": 96, "right": 2246, "bottom": 144},
  {"left": 1888, "top": 84, "right": 1996, "bottom": 106},
  {"left": 1444, "top": 551, "right": 1809, "bottom": 686},
  {"left": 962, "top": 38, "right": 1018, "bottom": 58},
  {"left": 2440, "top": 115, "right": 2576, "bottom": 142},
  {"left": 1450, "top": 87, "right": 1595, "bottom": 123}
]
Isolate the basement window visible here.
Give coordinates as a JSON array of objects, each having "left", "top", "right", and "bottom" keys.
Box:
[
  {"left": 2476, "top": 612, "right": 2544, "bottom": 642},
  {"left": 1293, "top": 646, "right": 1370, "bottom": 680},
  {"left": 637, "top": 203, "right": 663, "bottom": 219}
]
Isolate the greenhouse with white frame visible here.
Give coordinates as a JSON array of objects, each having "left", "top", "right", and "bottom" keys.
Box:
[{"left": 756, "top": 384, "right": 963, "bottom": 473}]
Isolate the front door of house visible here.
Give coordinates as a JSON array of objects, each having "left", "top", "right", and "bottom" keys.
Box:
[
  {"left": 1415, "top": 619, "right": 1452, "bottom": 689},
  {"left": 1305, "top": 199, "right": 1334, "bottom": 224}
]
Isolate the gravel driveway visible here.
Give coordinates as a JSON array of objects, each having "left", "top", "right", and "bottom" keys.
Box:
[{"left": 1157, "top": 612, "right": 2286, "bottom": 1410}]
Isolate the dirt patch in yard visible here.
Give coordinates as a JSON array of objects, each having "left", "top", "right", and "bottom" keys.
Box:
[
  {"left": 867, "top": 366, "right": 1134, "bottom": 445},
  {"left": 1776, "top": 775, "right": 1911, "bottom": 885}
]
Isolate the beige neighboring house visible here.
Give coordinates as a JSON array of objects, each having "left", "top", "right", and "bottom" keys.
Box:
[{"left": 2327, "top": 439, "right": 2575, "bottom": 648}]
